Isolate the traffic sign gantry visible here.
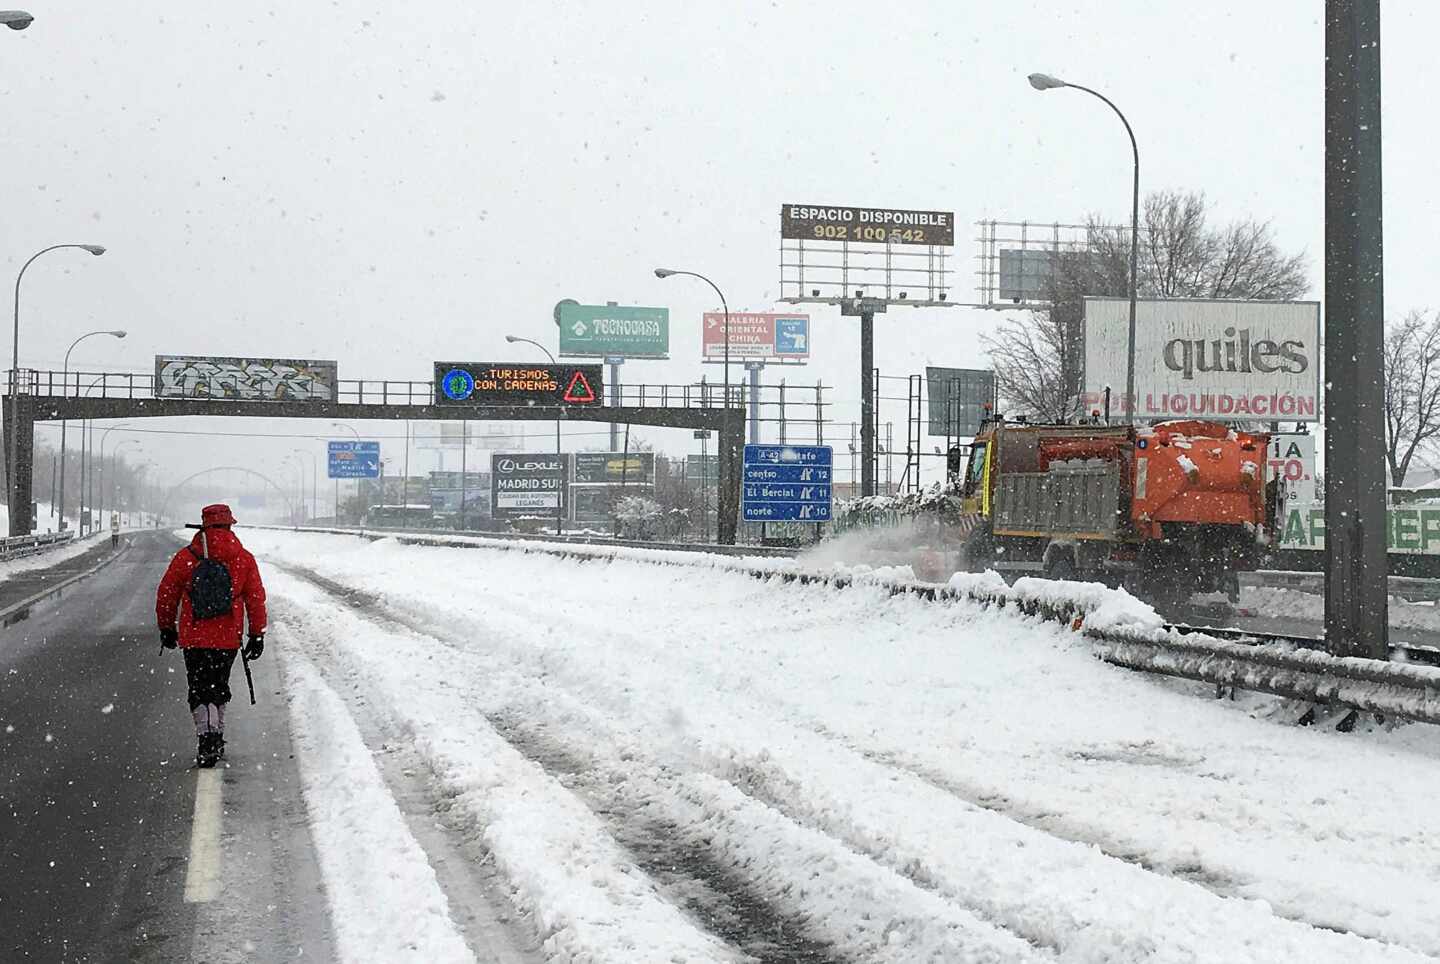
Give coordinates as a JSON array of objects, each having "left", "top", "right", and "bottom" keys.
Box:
[
  {"left": 433, "top": 362, "right": 604, "bottom": 406},
  {"left": 742, "top": 444, "right": 833, "bottom": 522}
]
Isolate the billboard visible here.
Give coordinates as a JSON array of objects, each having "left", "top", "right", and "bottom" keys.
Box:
[
  {"left": 1268, "top": 433, "right": 1316, "bottom": 505},
  {"left": 685, "top": 453, "right": 719, "bottom": 484},
  {"left": 780, "top": 204, "right": 955, "bottom": 247},
  {"left": 997, "top": 249, "right": 1056, "bottom": 302},
  {"left": 925, "top": 367, "right": 995, "bottom": 437},
  {"left": 414, "top": 422, "right": 468, "bottom": 450},
  {"left": 557, "top": 304, "right": 669, "bottom": 358},
  {"left": 435, "top": 363, "right": 602, "bottom": 406},
  {"left": 702, "top": 312, "right": 810, "bottom": 362},
  {"left": 1280, "top": 502, "right": 1440, "bottom": 555},
  {"left": 154, "top": 356, "right": 337, "bottom": 402},
  {"left": 327, "top": 441, "right": 381, "bottom": 479},
  {"left": 1082, "top": 298, "right": 1322, "bottom": 422},
  {"left": 572, "top": 452, "right": 656, "bottom": 485},
  {"left": 491, "top": 453, "right": 566, "bottom": 516},
  {"left": 428, "top": 471, "right": 489, "bottom": 514}
]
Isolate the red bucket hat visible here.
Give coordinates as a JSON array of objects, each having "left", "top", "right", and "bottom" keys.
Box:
[{"left": 201, "top": 503, "right": 237, "bottom": 527}]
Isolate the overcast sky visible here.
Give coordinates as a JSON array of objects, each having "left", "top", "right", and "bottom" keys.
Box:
[{"left": 3, "top": 1, "right": 1433, "bottom": 514}]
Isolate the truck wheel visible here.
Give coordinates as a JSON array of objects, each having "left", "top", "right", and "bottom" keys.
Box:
[
  {"left": 961, "top": 524, "right": 995, "bottom": 572},
  {"left": 1044, "top": 552, "right": 1078, "bottom": 582}
]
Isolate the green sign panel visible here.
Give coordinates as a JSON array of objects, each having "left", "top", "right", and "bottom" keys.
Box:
[
  {"left": 1279, "top": 502, "right": 1440, "bottom": 555},
  {"left": 557, "top": 303, "right": 670, "bottom": 359}
]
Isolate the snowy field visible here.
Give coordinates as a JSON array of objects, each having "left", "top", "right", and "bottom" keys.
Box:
[{"left": 243, "top": 529, "right": 1440, "bottom": 964}]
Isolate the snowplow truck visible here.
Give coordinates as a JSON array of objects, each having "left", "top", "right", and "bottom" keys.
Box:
[{"left": 957, "top": 418, "right": 1278, "bottom": 599}]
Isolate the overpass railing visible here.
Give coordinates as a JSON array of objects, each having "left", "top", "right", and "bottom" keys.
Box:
[{"left": 7, "top": 369, "right": 829, "bottom": 434}]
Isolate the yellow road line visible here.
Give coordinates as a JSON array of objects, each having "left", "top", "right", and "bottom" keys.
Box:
[{"left": 183, "top": 768, "right": 224, "bottom": 903}]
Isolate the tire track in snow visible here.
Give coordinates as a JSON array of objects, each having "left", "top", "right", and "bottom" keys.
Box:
[
  {"left": 270, "top": 557, "right": 1438, "bottom": 963},
  {"left": 278, "top": 564, "right": 1047, "bottom": 964},
  {"left": 282, "top": 632, "right": 544, "bottom": 964},
  {"left": 275, "top": 565, "right": 838, "bottom": 964}
]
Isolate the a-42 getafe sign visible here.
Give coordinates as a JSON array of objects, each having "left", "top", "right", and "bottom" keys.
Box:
[
  {"left": 742, "top": 444, "right": 833, "bottom": 522},
  {"left": 434, "top": 362, "right": 603, "bottom": 406}
]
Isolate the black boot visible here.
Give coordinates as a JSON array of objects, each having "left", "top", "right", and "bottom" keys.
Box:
[{"left": 196, "top": 732, "right": 222, "bottom": 768}]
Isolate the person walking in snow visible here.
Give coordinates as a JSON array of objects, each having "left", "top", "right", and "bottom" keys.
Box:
[{"left": 155, "top": 503, "right": 267, "bottom": 768}]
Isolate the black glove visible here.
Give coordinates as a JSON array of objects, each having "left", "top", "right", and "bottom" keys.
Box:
[
  {"left": 243, "top": 634, "right": 264, "bottom": 661},
  {"left": 159, "top": 627, "right": 179, "bottom": 649}
]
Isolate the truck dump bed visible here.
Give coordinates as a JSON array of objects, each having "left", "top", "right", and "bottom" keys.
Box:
[{"left": 993, "top": 459, "right": 1124, "bottom": 539}]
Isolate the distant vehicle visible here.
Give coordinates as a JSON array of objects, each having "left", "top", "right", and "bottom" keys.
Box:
[
  {"left": 365, "top": 504, "right": 437, "bottom": 529},
  {"left": 959, "top": 417, "right": 1278, "bottom": 602}
]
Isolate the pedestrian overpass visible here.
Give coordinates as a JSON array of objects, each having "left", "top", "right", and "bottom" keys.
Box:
[{"left": 3, "top": 369, "right": 745, "bottom": 542}]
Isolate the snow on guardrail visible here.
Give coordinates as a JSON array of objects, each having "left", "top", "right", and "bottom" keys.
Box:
[{"left": 259, "top": 524, "right": 1440, "bottom": 725}]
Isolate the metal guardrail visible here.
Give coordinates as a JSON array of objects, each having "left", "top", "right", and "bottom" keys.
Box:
[
  {"left": 1245, "top": 569, "right": 1440, "bottom": 603},
  {"left": 255, "top": 524, "right": 1440, "bottom": 726},
  {"left": 254, "top": 524, "right": 802, "bottom": 559},
  {"left": 0, "top": 531, "right": 75, "bottom": 560}
]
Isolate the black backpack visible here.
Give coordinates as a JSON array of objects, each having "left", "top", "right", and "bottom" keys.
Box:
[{"left": 188, "top": 530, "right": 234, "bottom": 621}]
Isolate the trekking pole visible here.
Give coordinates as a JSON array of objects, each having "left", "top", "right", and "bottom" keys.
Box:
[{"left": 240, "top": 650, "right": 256, "bottom": 705}]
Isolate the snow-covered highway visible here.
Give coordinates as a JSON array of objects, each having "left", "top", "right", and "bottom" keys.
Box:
[{"left": 245, "top": 529, "right": 1440, "bottom": 963}]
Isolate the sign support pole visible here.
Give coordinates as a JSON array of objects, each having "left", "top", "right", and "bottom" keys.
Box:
[
  {"left": 842, "top": 298, "right": 884, "bottom": 498},
  {"left": 1324, "top": 0, "right": 1388, "bottom": 659},
  {"left": 607, "top": 358, "right": 623, "bottom": 450},
  {"left": 745, "top": 361, "right": 765, "bottom": 444},
  {"left": 459, "top": 420, "right": 468, "bottom": 528}
]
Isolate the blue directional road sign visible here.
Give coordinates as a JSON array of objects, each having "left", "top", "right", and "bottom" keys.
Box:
[
  {"left": 742, "top": 444, "right": 832, "bottom": 522},
  {"left": 774, "top": 316, "right": 809, "bottom": 357},
  {"left": 328, "top": 440, "right": 381, "bottom": 479}
]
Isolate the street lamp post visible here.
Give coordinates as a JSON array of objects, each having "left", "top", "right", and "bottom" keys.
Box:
[
  {"left": 107, "top": 439, "right": 141, "bottom": 528},
  {"left": 293, "top": 448, "right": 318, "bottom": 520},
  {"left": 98, "top": 424, "right": 133, "bottom": 522},
  {"left": 653, "top": 268, "right": 730, "bottom": 407},
  {"left": 331, "top": 422, "right": 360, "bottom": 523},
  {"left": 57, "top": 329, "right": 126, "bottom": 529},
  {"left": 289, "top": 453, "right": 309, "bottom": 523},
  {"left": 505, "top": 334, "right": 564, "bottom": 536},
  {"left": 8, "top": 243, "right": 106, "bottom": 534},
  {"left": 76, "top": 374, "right": 108, "bottom": 535},
  {"left": 1028, "top": 73, "right": 1139, "bottom": 423}
]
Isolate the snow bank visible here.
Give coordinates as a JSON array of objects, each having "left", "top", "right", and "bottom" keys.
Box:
[
  {"left": 246, "top": 530, "right": 1440, "bottom": 959},
  {"left": 0, "top": 531, "right": 108, "bottom": 584}
]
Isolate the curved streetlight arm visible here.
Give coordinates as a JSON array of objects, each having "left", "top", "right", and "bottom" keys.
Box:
[
  {"left": 505, "top": 334, "right": 556, "bottom": 364},
  {"left": 1032, "top": 78, "right": 1140, "bottom": 421},
  {"left": 654, "top": 268, "right": 731, "bottom": 403},
  {"left": 13, "top": 243, "right": 107, "bottom": 374},
  {"left": 63, "top": 329, "right": 127, "bottom": 390},
  {"left": 655, "top": 269, "right": 729, "bottom": 321}
]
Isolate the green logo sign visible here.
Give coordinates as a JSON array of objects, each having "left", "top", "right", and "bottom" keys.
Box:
[{"left": 557, "top": 303, "right": 669, "bottom": 359}]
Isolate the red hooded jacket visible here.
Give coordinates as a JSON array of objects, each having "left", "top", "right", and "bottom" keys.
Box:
[{"left": 156, "top": 527, "right": 267, "bottom": 650}]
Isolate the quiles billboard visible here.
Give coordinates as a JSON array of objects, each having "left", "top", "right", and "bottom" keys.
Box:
[{"left": 1082, "top": 298, "right": 1321, "bottom": 422}]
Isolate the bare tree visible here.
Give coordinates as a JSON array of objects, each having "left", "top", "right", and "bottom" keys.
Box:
[
  {"left": 986, "top": 301, "right": 1082, "bottom": 423},
  {"left": 983, "top": 189, "right": 1309, "bottom": 419},
  {"left": 1384, "top": 309, "right": 1440, "bottom": 488}
]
